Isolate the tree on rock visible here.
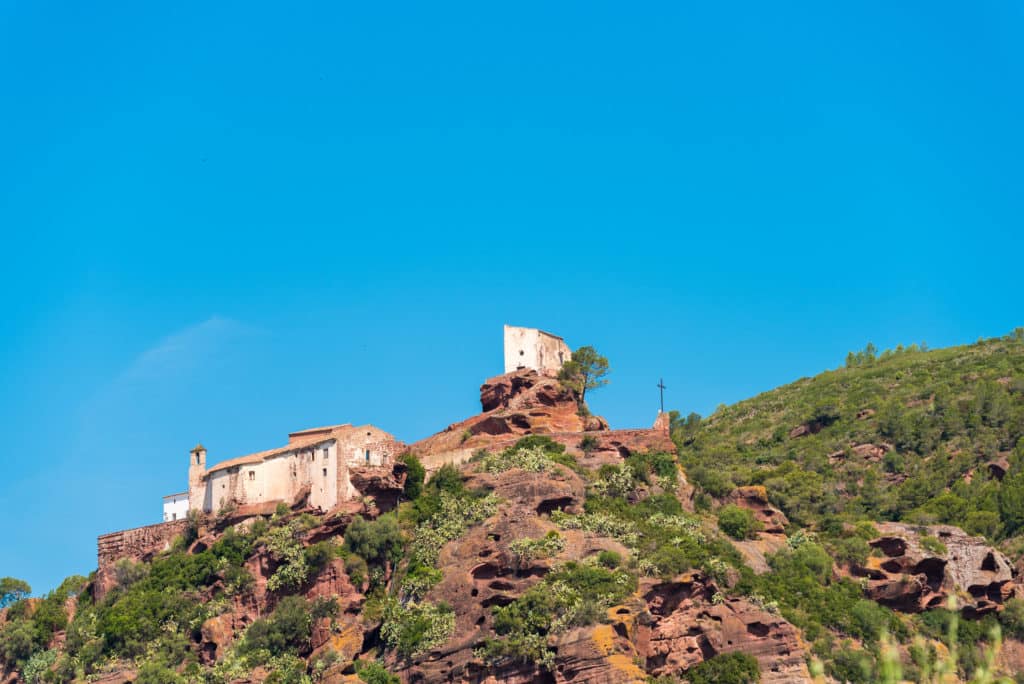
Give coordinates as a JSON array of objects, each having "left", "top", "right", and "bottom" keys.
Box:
[
  {"left": 0, "top": 577, "right": 30, "bottom": 608},
  {"left": 558, "top": 346, "right": 610, "bottom": 407}
]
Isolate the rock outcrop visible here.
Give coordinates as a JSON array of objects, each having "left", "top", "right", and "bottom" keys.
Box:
[
  {"left": 639, "top": 574, "right": 810, "bottom": 683},
  {"left": 853, "top": 523, "right": 1017, "bottom": 615},
  {"left": 412, "top": 369, "right": 674, "bottom": 473}
]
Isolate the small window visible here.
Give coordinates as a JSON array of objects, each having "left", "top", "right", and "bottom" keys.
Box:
[
  {"left": 310, "top": 453, "right": 314, "bottom": 461},
  {"left": 248, "top": 471, "right": 255, "bottom": 481},
  {"left": 323, "top": 448, "right": 329, "bottom": 460},
  {"left": 322, "top": 468, "right": 327, "bottom": 477},
  {"left": 172, "top": 512, "right": 177, "bottom": 521},
  {"left": 365, "top": 449, "right": 370, "bottom": 462},
  {"left": 195, "top": 454, "right": 201, "bottom": 465}
]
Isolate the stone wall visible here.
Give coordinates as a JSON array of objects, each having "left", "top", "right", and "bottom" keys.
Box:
[{"left": 97, "top": 519, "right": 189, "bottom": 570}]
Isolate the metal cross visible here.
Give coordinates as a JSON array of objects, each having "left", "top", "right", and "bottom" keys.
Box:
[{"left": 657, "top": 378, "right": 667, "bottom": 413}]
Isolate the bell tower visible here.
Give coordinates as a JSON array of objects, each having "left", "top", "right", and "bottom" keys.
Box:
[{"left": 188, "top": 443, "right": 207, "bottom": 511}]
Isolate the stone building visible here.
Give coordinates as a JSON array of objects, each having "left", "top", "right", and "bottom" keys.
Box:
[
  {"left": 162, "top": 491, "right": 189, "bottom": 522},
  {"left": 182, "top": 423, "right": 401, "bottom": 515},
  {"left": 503, "top": 324, "right": 571, "bottom": 374}
]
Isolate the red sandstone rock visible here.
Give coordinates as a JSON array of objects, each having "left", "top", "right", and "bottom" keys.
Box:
[
  {"left": 727, "top": 486, "right": 789, "bottom": 534},
  {"left": 639, "top": 574, "right": 810, "bottom": 683},
  {"left": 411, "top": 369, "right": 674, "bottom": 474},
  {"left": 852, "top": 523, "right": 1017, "bottom": 615}
]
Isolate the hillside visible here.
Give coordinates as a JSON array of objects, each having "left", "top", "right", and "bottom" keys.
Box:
[{"left": 2, "top": 330, "right": 1024, "bottom": 684}]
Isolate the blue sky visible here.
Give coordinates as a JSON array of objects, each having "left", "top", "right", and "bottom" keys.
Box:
[{"left": 1, "top": 2, "right": 1021, "bottom": 593}]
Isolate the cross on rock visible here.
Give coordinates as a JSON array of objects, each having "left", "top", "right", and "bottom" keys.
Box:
[{"left": 657, "top": 378, "right": 667, "bottom": 413}]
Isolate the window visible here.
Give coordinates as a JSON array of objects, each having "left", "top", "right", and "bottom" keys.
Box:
[
  {"left": 172, "top": 512, "right": 177, "bottom": 521},
  {"left": 365, "top": 449, "right": 370, "bottom": 462},
  {"left": 323, "top": 448, "right": 329, "bottom": 460},
  {"left": 322, "top": 468, "right": 327, "bottom": 477},
  {"left": 195, "top": 454, "right": 201, "bottom": 465},
  {"left": 249, "top": 471, "right": 255, "bottom": 481}
]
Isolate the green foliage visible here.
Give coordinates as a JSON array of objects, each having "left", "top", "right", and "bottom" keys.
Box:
[
  {"left": 239, "top": 595, "right": 313, "bottom": 659},
  {"left": 401, "top": 453, "right": 426, "bottom": 500},
  {"left": 356, "top": 661, "right": 401, "bottom": 684},
  {"left": 380, "top": 599, "right": 455, "bottom": 658},
  {"left": 688, "top": 465, "right": 734, "bottom": 498},
  {"left": 344, "top": 514, "right": 404, "bottom": 567},
  {"left": 558, "top": 345, "right": 610, "bottom": 404},
  {"left": 508, "top": 531, "right": 565, "bottom": 566},
  {"left": 717, "top": 504, "right": 763, "bottom": 540},
  {"left": 135, "top": 662, "right": 186, "bottom": 684},
  {"left": 684, "top": 651, "right": 760, "bottom": 683},
  {"left": 409, "top": 491, "right": 499, "bottom": 567},
  {"left": 266, "top": 522, "right": 310, "bottom": 592},
  {"left": 919, "top": 535, "right": 947, "bottom": 556},
  {"left": 0, "top": 577, "right": 30, "bottom": 609},
  {"left": 597, "top": 550, "right": 622, "bottom": 569},
  {"left": 479, "top": 561, "right": 636, "bottom": 668},
  {"left": 474, "top": 435, "right": 578, "bottom": 476}
]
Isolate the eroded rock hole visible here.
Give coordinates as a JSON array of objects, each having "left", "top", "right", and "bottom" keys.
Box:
[
  {"left": 981, "top": 553, "right": 997, "bottom": 572},
  {"left": 747, "top": 621, "right": 771, "bottom": 637},
  {"left": 913, "top": 558, "right": 947, "bottom": 592},
  {"left": 537, "top": 497, "right": 575, "bottom": 515},
  {"left": 481, "top": 595, "right": 515, "bottom": 608},
  {"left": 470, "top": 563, "right": 502, "bottom": 580},
  {"left": 872, "top": 537, "right": 907, "bottom": 557}
]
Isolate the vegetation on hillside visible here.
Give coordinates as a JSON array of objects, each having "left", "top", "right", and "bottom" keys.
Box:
[{"left": 2, "top": 330, "right": 1023, "bottom": 682}]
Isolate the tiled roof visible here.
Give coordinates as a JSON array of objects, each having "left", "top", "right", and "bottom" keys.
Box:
[{"left": 204, "top": 424, "right": 382, "bottom": 475}]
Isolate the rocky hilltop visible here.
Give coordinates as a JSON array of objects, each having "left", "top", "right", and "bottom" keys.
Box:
[{"left": 3, "top": 331, "right": 1024, "bottom": 683}]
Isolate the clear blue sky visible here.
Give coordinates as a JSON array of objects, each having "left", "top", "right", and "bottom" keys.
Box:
[{"left": 1, "top": 2, "right": 1021, "bottom": 593}]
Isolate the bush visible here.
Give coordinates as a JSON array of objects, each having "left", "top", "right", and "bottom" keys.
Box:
[
  {"left": 481, "top": 562, "right": 636, "bottom": 668},
  {"left": 135, "top": 662, "right": 185, "bottom": 684},
  {"left": 401, "top": 453, "right": 426, "bottom": 500},
  {"left": 356, "top": 661, "right": 400, "bottom": 684},
  {"left": 919, "top": 535, "right": 947, "bottom": 556},
  {"left": 684, "top": 651, "right": 760, "bottom": 683},
  {"left": 238, "top": 595, "right": 313, "bottom": 659},
  {"left": 717, "top": 505, "right": 762, "bottom": 540},
  {"left": 344, "top": 514, "right": 404, "bottom": 567},
  {"left": 380, "top": 599, "right": 455, "bottom": 657},
  {"left": 509, "top": 532, "right": 565, "bottom": 566},
  {"left": 689, "top": 466, "right": 735, "bottom": 498},
  {"left": 597, "top": 550, "right": 622, "bottom": 569}
]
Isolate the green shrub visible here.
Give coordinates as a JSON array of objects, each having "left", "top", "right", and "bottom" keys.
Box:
[
  {"left": 356, "top": 661, "right": 400, "bottom": 684},
  {"left": 717, "top": 505, "right": 762, "bottom": 540},
  {"left": 684, "top": 651, "right": 760, "bottom": 683},
  {"left": 135, "top": 662, "right": 186, "bottom": 684},
  {"left": 597, "top": 550, "right": 622, "bottom": 569},
  {"left": 689, "top": 465, "right": 735, "bottom": 498},
  {"left": 401, "top": 453, "right": 426, "bottom": 500},
  {"left": 480, "top": 562, "right": 635, "bottom": 669},
  {"left": 919, "top": 535, "right": 947, "bottom": 556},
  {"left": 344, "top": 514, "right": 404, "bottom": 567},
  {"left": 509, "top": 531, "right": 565, "bottom": 566},
  {"left": 238, "top": 595, "right": 313, "bottom": 659},
  {"left": 380, "top": 599, "right": 455, "bottom": 657},
  {"left": 265, "top": 523, "right": 310, "bottom": 592}
]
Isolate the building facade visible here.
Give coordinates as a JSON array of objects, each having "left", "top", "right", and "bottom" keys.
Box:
[
  {"left": 162, "top": 492, "right": 189, "bottom": 522},
  {"left": 181, "top": 423, "right": 401, "bottom": 515},
  {"left": 503, "top": 324, "right": 572, "bottom": 374}
]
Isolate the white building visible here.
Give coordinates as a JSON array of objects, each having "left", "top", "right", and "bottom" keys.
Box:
[
  {"left": 162, "top": 492, "right": 189, "bottom": 522},
  {"left": 503, "top": 325, "right": 572, "bottom": 374},
  {"left": 183, "top": 424, "right": 402, "bottom": 515}
]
